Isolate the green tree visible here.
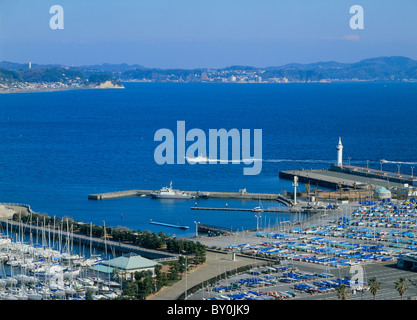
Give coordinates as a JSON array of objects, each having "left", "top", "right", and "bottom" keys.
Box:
[
  {"left": 137, "top": 272, "right": 154, "bottom": 299},
  {"left": 336, "top": 284, "right": 350, "bottom": 300},
  {"left": 122, "top": 282, "right": 138, "bottom": 299},
  {"left": 368, "top": 277, "right": 381, "bottom": 300},
  {"left": 395, "top": 277, "right": 408, "bottom": 300},
  {"left": 168, "top": 261, "right": 181, "bottom": 281}
]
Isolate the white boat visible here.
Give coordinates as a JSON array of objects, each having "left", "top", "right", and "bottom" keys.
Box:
[
  {"left": 151, "top": 181, "right": 191, "bottom": 199},
  {"left": 104, "top": 280, "right": 121, "bottom": 287},
  {"left": 103, "top": 292, "right": 118, "bottom": 299},
  {"left": 85, "top": 285, "right": 99, "bottom": 293},
  {"left": 98, "top": 285, "right": 110, "bottom": 293},
  {"left": 77, "top": 278, "right": 95, "bottom": 286},
  {"left": 64, "top": 287, "right": 77, "bottom": 296},
  {"left": 27, "top": 291, "right": 43, "bottom": 300},
  {"left": 253, "top": 198, "right": 264, "bottom": 212},
  {"left": 63, "top": 269, "right": 81, "bottom": 279},
  {"left": 5, "top": 277, "right": 18, "bottom": 286}
]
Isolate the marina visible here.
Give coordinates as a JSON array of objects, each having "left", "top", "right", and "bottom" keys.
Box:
[
  {"left": 184, "top": 197, "right": 417, "bottom": 301},
  {"left": 0, "top": 217, "right": 179, "bottom": 300},
  {"left": 0, "top": 230, "right": 122, "bottom": 300},
  {"left": 0, "top": 220, "right": 177, "bottom": 260}
]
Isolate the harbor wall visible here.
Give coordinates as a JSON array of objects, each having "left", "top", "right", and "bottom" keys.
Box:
[{"left": 88, "top": 189, "right": 282, "bottom": 201}]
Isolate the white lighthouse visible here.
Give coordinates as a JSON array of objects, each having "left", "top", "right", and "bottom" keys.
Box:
[
  {"left": 336, "top": 137, "right": 343, "bottom": 166},
  {"left": 292, "top": 176, "right": 298, "bottom": 205}
]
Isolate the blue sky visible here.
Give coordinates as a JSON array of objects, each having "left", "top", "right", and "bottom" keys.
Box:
[{"left": 0, "top": 0, "right": 416, "bottom": 68}]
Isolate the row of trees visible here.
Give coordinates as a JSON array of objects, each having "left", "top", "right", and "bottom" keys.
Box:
[{"left": 336, "top": 277, "right": 409, "bottom": 300}]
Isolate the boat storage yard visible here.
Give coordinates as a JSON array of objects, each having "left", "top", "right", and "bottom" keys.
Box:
[{"left": 188, "top": 197, "right": 417, "bottom": 300}]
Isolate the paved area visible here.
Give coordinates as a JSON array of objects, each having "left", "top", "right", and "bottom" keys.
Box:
[
  {"left": 305, "top": 262, "right": 417, "bottom": 300},
  {"left": 0, "top": 205, "right": 16, "bottom": 220},
  {"left": 149, "top": 251, "right": 265, "bottom": 300},
  {"left": 281, "top": 169, "right": 405, "bottom": 189},
  {"left": 186, "top": 259, "right": 417, "bottom": 301}
]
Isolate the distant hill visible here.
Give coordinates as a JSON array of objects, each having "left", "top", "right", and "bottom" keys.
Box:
[
  {"left": 1, "top": 56, "right": 416, "bottom": 86},
  {"left": 266, "top": 56, "right": 417, "bottom": 81}
]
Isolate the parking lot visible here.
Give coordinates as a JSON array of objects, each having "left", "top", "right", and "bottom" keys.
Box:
[
  {"left": 188, "top": 259, "right": 417, "bottom": 300},
  {"left": 189, "top": 199, "right": 417, "bottom": 300}
]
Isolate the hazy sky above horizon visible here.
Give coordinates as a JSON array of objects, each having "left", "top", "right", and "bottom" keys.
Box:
[{"left": 0, "top": 0, "right": 416, "bottom": 68}]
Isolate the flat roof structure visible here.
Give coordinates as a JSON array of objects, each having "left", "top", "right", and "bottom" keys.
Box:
[
  {"left": 280, "top": 169, "right": 406, "bottom": 190},
  {"left": 102, "top": 252, "right": 160, "bottom": 271}
]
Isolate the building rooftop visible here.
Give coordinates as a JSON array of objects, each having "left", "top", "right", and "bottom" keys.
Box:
[{"left": 102, "top": 253, "right": 159, "bottom": 271}]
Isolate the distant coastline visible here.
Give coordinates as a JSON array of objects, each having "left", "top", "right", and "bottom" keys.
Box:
[
  {"left": 1, "top": 56, "right": 416, "bottom": 94},
  {"left": 2, "top": 78, "right": 417, "bottom": 95}
]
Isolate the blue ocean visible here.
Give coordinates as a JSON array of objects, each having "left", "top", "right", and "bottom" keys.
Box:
[{"left": 0, "top": 82, "right": 416, "bottom": 237}]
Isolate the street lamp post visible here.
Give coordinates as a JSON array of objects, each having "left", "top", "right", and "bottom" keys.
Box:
[
  {"left": 398, "top": 164, "right": 401, "bottom": 174},
  {"left": 411, "top": 167, "right": 414, "bottom": 177},
  {"left": 194, "top": 221, "right": 200, "bottom": 238}
]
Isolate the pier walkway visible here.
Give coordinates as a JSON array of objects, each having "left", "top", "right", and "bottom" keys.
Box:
[
  {"left": 280, "top": 169, "right": 406, "bottom": 190},
  {"left": 190, "top": 206, "right": 319, "bottom": 214},
  {"left": 89, "top": 189, "right": 292, "bottom": 204}
]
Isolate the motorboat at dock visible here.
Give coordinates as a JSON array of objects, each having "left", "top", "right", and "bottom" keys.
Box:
[{"left": 151, "top": 181, "right": 192, "bottom": 199}]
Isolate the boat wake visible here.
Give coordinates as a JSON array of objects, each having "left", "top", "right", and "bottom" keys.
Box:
[
  {"left": 380, "top": 160, "right": 417, "bottom": 165},
  {"left": 185, "top": 157, "right": 417, "bottom": 166},
  {"left": 262, "top": 159, "right": 334, "bottom": 164}
]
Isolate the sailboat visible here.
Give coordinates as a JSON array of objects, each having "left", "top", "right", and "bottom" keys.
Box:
[{"left": 252, "top": 198, "right": 264, "bottom": 212}]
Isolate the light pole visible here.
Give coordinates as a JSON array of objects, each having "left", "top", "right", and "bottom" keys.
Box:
[
  {"left": 380, "top": 160, "right": 383, "bottom": 172},
  {"left": 348, "top": 157, "right": 352, "bottom": 166},
  {"left": 194, "top": 221, "right": 200, "bottom": 238},
  {"left": 398, "top": 164, "right": 401, "bottom": 174},
  {"left": 184, "top": 256, "right": 188, "bottom": 300},
  {"left": 411, "top": 167, "right": 414, "bottom": 177},
  {"left": 366, "top": 160, "right": 370, "bottom": 169}
]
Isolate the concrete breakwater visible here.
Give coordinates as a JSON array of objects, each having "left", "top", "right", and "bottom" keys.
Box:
[
  {"left": 88, "top": 189, "right": 293, "bottom": 205},
  {"left": 190, "top": 206, "right": 319, "bottom": 214}
]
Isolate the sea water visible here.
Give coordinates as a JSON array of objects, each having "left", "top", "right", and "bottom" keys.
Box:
[{"left": 0, "top": 82, "right": 416, "bottom": 237}]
